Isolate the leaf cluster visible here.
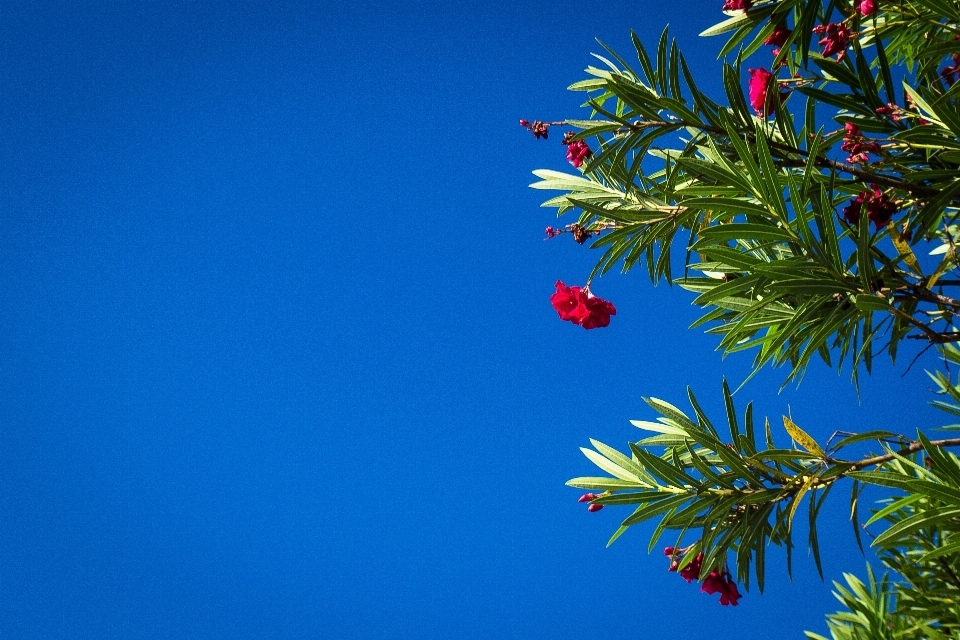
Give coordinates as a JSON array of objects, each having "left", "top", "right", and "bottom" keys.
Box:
[{"left": 532, "top": 0, "right": 960, "bottom": 386}]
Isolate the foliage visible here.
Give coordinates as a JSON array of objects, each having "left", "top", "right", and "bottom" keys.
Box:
[{"left": 525, "top": 0, "right": 960, "bottom": 636}]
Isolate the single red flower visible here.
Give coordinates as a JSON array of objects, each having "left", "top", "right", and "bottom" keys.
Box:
[
  {"left": 679, "top": 552, "right": 703, "bottom": 583},
  {"left": 551, "top": 281, "right": 590, "bottom": 324},
  {"left": 866, "top": 190, "right": 897, "bottom": 228},
  {"left": 550, "top": 282, "right": 616, "bottom": 329},
  {"left": 700, "top": 569, "right": 742, "bottom": 606},
  {"left": 748, "top": 67, "right": 774, "bottom": 115},
  {"left": 817, "top": 23, "right": 852, "bottom": 62},
  {"left": 723, "top": 0, "right": 751, "bottom": 9},
  {"left": 765, "top": 24, "right": 792, "bottom": 47},
  {"left": 565, "top": 139, "right": 592, "bottom": 168},
  {"left": 842, "top": 192, "right": 865, "bottom": 225},
  {"left": 719, "top": 579, "right": 742, "bottom": 606},
  {"left": 544, "top": 226, "right": 560, "bottom": 240},
  {"left": 858, "top": 0, "right": 877, "bottom": 15},
  {"left": 842, "top": 187, "right": 898, "bottom": 229},
  {"left": 700, "top": 570, "right": 726, "bottom": 595},
  {"left": 580, "top": 294, "right": 617, "bottom": 330}
]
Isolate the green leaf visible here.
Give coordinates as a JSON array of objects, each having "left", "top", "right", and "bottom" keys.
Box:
[
  {"left": 566, "top": 477, "right": 651, "bottom": 490},
  {"left": 872, "top": 507, "right": 960, "bottom": 547},
  {"left": 699, "top": 12, "right": 755, "bottom": 37},
  {"left": 580, "top": 446, "right": 645, "bottom": 484}
]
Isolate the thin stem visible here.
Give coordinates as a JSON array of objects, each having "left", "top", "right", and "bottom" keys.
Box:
[{"left": 841, "top": 438, "right": 960, "bottom": 472}]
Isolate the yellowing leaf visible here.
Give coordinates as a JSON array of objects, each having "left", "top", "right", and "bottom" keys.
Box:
[
  {"left": 888, "top": 223, "right": 921, "bottom": 276},
  {"left": 788, "top": 474, "right": 818, "bottom": 532},
  {"left": 782, "top": 416, "right": 826, "bottom": 458},
  {"left": 927, "top": 250, "right": 956, "bottom": 289}
]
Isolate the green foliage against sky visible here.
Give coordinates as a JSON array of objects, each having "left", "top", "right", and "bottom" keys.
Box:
[{"left": 530, "top": 0, "right": 960, "bottom": 635}]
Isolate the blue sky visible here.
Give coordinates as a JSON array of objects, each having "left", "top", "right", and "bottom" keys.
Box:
[{"left": 0, "top": 1, "right": 948, "bottom": 638}]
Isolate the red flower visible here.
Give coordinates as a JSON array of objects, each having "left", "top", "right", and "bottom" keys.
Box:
[
  {"left": 858, "top": 0, "right": 877, "bottom": 15},
  {"left": 867, "top": 190, "right": 897, "bottom": 228},
  {"left": 841, "top": 122, "right": 882, "bottom": 164},
  {"left": 700, "top": 569, "right": 742, "bottom": 606},
  {"left": 842, "top": 187, "right": 898, "bottom": 229},
  {"left": 565, "top": 139, "right": 592, "bottom": 168},
  {"left": 580, "top": 295, "right": 616, "bottom": 330},
  {"left": 544, "top": 226, "right": 560, "bottom": 240},
  {"left": 550, "top": 281, "right": 616, "bottom": 330},
  {"left": 723, "top": 0, "right": 751, "bottom": 9},
  {"left": 679, "top": 552, "right": 703, "bottom": 583},
  {"left": 816, "top": 23, "right": 852, "bottom": 62},
  {"left": 842, "top": 192, "right": 865, "bottom": 225},
  {"left": 551, "top": 281, "right": 589, "bottom": 323},
  {"left": 765, "top": 24, "right": 792, "bottom": 47},
  {"left": 748, "top": 67, "right": 774, "bottom": 115}
]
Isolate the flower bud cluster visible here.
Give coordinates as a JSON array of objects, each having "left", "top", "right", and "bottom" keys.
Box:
[
  {"left": 814, "top": 22, "right": 852, "bottom": 62},
  {"left": 577, "top": 493, "right": 604, "bottom": 512},
  {"left": 841, "top": 123, "right": 881, "bottom": 165},
  {"left": 519, "top": 119, "right": 550, "bottom": 139}
]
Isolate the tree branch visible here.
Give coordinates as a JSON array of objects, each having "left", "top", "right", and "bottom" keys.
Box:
[{"left": 842, "top": 438, "right": 960, "bottom": 472}]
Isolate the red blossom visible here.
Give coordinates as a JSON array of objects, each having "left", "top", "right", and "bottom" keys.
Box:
[
  {"left": 550, "top": 281, "right": 616, "bottom": 330},
  {"left": 842, "top": 186, "right": 898, "bottom": 229},
  {"left": 748, "top": 67, "right": 774, "bottom": 115},
  {"left": 765, "top": 24, "right": 792, "bottom": 47},
  {"left": 666, "top": 549, "right": 703, "bottom": 583},
  {"left": 816, "top": 22, "right": 852, "bottom": 62},
  {"left": 700, "top": 569, "right": 742, "bottom": 606},
  {"left": 544, "top": 226, "right": 560, "bottom": 240},
  {"left": 842, "top": 192, "right": 865, "bottom": 225},
  {"left": 580, "top": 295, "right": 617, "bottom": 330},
  {"left": 565, "top": 139, "right": 592, "bottom": 168},
  {"left": 723, "top": 0, "right": 751, "bottom": 9},
  {"left": 858, "top": 0, "right": 877, "bottom": 15},
  {"left": 841, "top": 122, "right": 882, "bottom": 164}
]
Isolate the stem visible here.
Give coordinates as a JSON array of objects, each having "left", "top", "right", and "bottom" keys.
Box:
[{"left": 841, "top": 438, "right": 960, "bottom": 472}]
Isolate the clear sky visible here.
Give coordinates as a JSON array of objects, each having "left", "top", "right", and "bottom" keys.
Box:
[{"left": 0, "top": 1, "right": 948, "bottom": 638}]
